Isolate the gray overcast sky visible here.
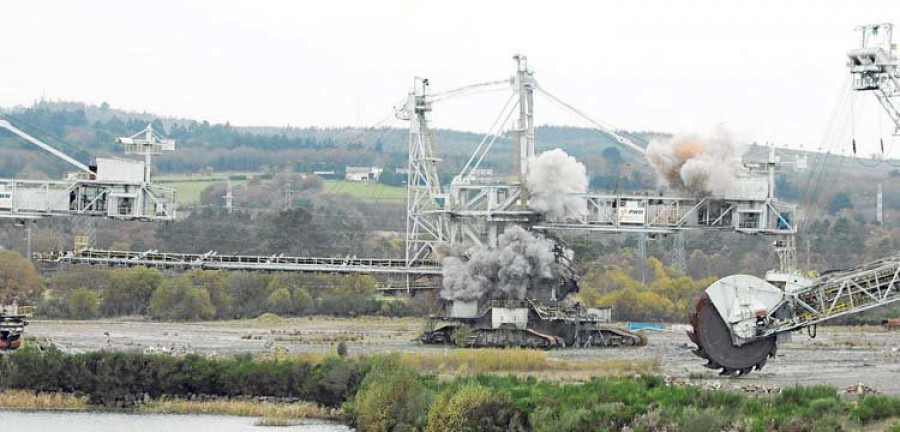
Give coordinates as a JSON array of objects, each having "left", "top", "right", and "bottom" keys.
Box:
[{"left": 1, "top": 1, "right": 898, "bottom": 153}]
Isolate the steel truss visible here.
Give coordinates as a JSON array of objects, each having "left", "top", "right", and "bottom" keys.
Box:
[
  {"left": 400, "top": 54, "right": 538, "bottom": 269},
  {"left": 770, "top": 256, "right": 900, "bottom": 335},
  {"left": 35, "top": 249, "right": 441, "bottom": 276},
  {"left": 535, "top": 193, "right": 794, "bottom": 235},
  {"left": 401, "top": 55, "right": 794, "bottom": 269}
]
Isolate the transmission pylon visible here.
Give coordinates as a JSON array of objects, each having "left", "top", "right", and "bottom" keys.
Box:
[
  {"left": 672, "top": 231, "right": 686, "bottom": 274},
  {"left": 225, "top": 179, "right": 234, "bottom": 215},
  {"left": 637, "top": 233, "right": 648, "bottom": 283},
  {"left": 74, "top": 216, "right": 95, "bottom": 251}
]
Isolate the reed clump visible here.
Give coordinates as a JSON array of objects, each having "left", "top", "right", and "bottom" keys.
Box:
[
  {"left": 142, "top": 399, "right": 339, "bottom": 420},
  {"left": 398, "top": 348, "right": 660, "bottom": 377},
  {"left": 0, "top": 389, "right": 87, "bottom": 410}
]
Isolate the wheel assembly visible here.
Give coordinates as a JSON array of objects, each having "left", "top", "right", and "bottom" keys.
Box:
[{"left": 687, "top": 293, "right": 777, "bottom": 377}]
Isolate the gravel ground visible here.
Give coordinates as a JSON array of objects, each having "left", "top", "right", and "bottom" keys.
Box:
[{"left": 25, "top": 317, "right": 900, "bottom": 395}]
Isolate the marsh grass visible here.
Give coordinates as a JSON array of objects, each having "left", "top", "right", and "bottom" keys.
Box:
[
  {"left": 251, "top": 351, "right": 330, "bottom": 364},
  {"left": 398, "top": 349, "right": 660, "bottom": 378},
  {"left": 221, "top": 315, "right": 422, "bottom": 330},
  {"left": 141, "top": 399, "right": 339, "bottom": 420},
  {"left": 271, "top": 331, "right": 364, "bottom": 344},
  {"left": 0, "top": 390, "right": 88, "bottom": 410}
]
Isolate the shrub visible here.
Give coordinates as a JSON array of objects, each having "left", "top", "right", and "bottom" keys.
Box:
[
  {"left": 148, "top": 278, "right": 216, "bottom": 321},
  {"left": 426, "top": 383, "right": 511, "bottom": 432},
  {"left": 778, "top": 385, "right": 840, "bottom": 406},
  {"left": 67, "top": 288, "right": 99, "bottom": 319},
  {"left": 303, "top": 356, "right": 367, "bottom": 407},
  {"left": 0, "top": 347, "right": 365, "bottom": 408},
  {"left": 292, "top": 287, "right": 314, "bottom": 314},
  {"left": 0, "top": 250, "right": 44, "bottom": 303},
  {"left": 347, "top": 359, "right": 431, "bottom": 432},
  {"left": 451, "top": 325, "right": 474, "bottom": 347},
  {"left": 266, "top": 287, "right": 293, "bottom": 315},
  {"left": 675, "top": 407, "right": 732, "bottom": 432},
  {"left": 529, "top": 401, "right": 628, "bottom": 432},
  {"left": 103, "top": 267, "right": 164, "bottom": 316},
  {"left": 852, "top": 394, "right": 900, "bottom": 423}
]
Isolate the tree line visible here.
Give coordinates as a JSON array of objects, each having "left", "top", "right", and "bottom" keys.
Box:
[{"left": 0, "top": 252, "right": 431, "bottom": 321}]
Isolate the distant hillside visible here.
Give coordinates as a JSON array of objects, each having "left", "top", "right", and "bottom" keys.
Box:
[
  {"left": 0, "top": 100, "right": 663, "bottom": 184},
  {"left": 2, "top": 100, "right": 899, "bottom": 219}
]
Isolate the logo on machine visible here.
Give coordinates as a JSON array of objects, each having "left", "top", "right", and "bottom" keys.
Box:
[{"left": 618, "top": 207, "right": 646, "bottom": 224}]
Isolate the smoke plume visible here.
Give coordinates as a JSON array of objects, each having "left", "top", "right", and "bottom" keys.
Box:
[
  {"left": 440, "top": 226, "right": 558, "bottom": 301},
  {"left": 526, "top": 149, "right": 588, "bottom": 221},
  {"left": 645, "top": 129, "right": 745, "bottom": 196}
]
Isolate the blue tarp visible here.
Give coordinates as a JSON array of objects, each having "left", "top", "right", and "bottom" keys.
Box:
[{"left": 627, "top": 322, "right": 665, "bottom": 331}]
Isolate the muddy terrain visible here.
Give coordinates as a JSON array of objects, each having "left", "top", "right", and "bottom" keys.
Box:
[{"left": 25, "top": 317, "right": 900, "bottom": 395}]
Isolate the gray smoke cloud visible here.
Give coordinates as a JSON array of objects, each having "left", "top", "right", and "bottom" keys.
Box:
[
  {"left": 526, "top": 149, "right": 588, "bottom": 221},
  {"left": 440, "top": 225, "right": 558, "bottom": 301},
  {"left": 645, "top": 128, "right": 745, "bottom": 196}
]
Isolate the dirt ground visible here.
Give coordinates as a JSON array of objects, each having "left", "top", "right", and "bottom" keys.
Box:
[{"left": 24, "top": 317, "right": 900, "bottom": 395}]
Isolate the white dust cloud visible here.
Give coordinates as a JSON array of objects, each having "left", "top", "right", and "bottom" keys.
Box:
[
  {"left": 440, "top": 226, "right": 558, "bottom": 301},
  {"left": 645, "top": 128, "right": 745, "bottom": 196},
  {"left": 526, "top": 149, "right": 588, "bottom": 221}
]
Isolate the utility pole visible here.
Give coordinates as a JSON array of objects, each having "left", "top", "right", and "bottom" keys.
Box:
[
  {"left": 25, "top": 222, "right": 32, "bottom": 260},
  {"left": 225, "top": 180, "right": 234, "bottom": 215},
  {"left": 283, "top": 181, "right": 292, "bottom": 208},
  {"left": 877, "top": 182, "right": 884, "bottom": 227}
]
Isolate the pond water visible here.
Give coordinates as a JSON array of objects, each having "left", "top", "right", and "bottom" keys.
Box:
[{"left": 0, "top": 410, "right": 352, "bottom": 431}]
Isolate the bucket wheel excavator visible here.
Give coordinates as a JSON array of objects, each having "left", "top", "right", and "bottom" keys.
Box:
[
  {"left": 689, "top": 259, "right": 900, "bottom": 376},
  {"left": 690, "top": 23, "right": 900, "bottom": 376}
]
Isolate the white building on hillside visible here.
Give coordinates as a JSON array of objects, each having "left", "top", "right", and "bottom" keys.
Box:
[{"left": 345, "top": 166, "right": 383, "bottom": 182}]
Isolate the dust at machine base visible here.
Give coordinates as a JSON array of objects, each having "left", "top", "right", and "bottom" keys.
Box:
[{"left": 421, "top": 299, "right": 646, "bottom": 349}]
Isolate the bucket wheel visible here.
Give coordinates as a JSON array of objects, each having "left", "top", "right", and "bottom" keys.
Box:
[{"left": 687, "top": 293, "right": 777, "bottom": 377}]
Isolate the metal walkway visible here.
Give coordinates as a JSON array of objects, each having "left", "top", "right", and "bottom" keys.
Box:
[{"left": 34, "top": 249, "right": 442, "bottom": 276}]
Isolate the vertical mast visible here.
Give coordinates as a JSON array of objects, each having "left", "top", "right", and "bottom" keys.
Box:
[
  {"left": 513, "top": 54, "right": 535, "bottom": 203},
  {"left": 403, "top": 77, "right": 446, "bottom": 267}
]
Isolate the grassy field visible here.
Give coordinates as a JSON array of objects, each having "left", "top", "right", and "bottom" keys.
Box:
[
  {"left": 155, "top": 173, "right": 254, "bottom": 206},
  {"left": 322, "top": 180, "right": 406, "bottom": 201},
  {"left": 155, "top": 172, "right": 259, "bottom": 182},
  {"left": 158, "top": 180, "right": 220, "bottom": 206},
  {"left": 153, "top": 174, "right": 404, "bottom": 206}
]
